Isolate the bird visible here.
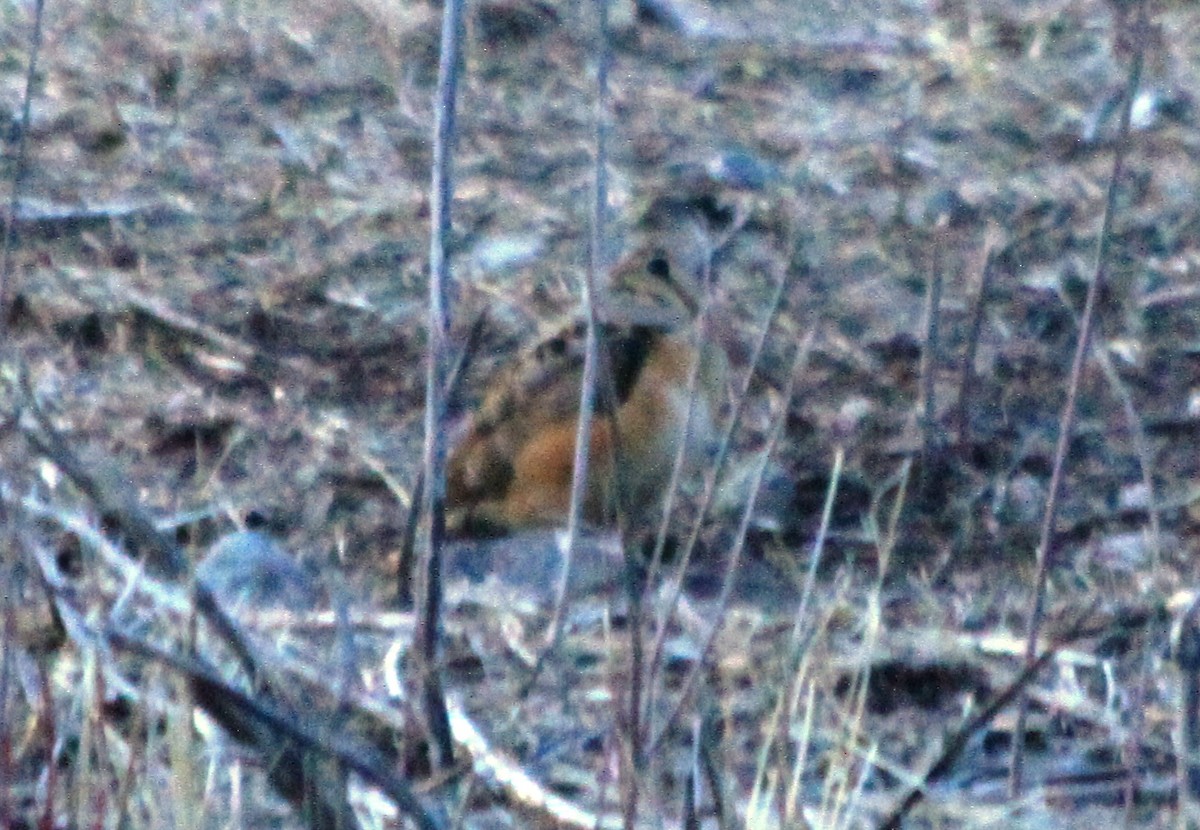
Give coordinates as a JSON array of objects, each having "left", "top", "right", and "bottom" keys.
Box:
[{"left": 445, "top": 241, "right": 730, "bottom": 537}]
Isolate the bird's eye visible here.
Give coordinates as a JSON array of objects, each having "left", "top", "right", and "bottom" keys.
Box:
[
  {"left": 536, "top": 334, "right": 569, "bottom": 361},
  {"left": 647, "top": 256, "right": 670, "bottom": 279}
]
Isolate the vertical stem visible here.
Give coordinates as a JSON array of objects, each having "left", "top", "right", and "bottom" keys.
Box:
[
  {"left": 1007, "top": 0, "right": 1146, "bottom": 795},
  {"left": 919, "top": 234, "right": 944, "bottom": 483},
  {"left": 417, "top": 0, "right": 464, "bottom": 771},
  {"left": 546, "top": 0, "right": 611, "bottom": 651},
  {"left": 0, "top": 567, "right": 13, "bottom": 828},
  {"left": 0, "top": 0, "right": 47, "bottom": 339},
  {"left": 954, "top": 227, "right": 1001, "bottom": 452}
]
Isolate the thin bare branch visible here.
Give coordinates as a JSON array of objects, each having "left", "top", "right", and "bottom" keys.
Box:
[
  {"left": 14, "top": 379, "right": 262, "bottom": 683},
  {"left": 790, "top": 445, "right": 844, "bottom": 653},
  {"left": 546, "top": 0, "right": 612, "bottom": 652},
  {"left": 1172, "top": 594, "right": 1200, "bottom": 821},
  {"left": 398, "top": 313, "right": 486, "bottom": 608},
  {"left": 882, "top": 600, "right": 1102, "bottom": 830},
  {"left": 1091, "top": 344, "right": 1162, "bottom": 565},
  {"left": 954, "top": 226, "right": 1002, "bottom": 451},
  {"left": 644, "top": 264, "right": 791, "bottom": 718},
  {"left": 649, "top": 330, "right": 814, "bottom": 752},
  {"left": 106, "top": 628, "right": 443, "bottom": 830},
  {"left": 0, "top": 545, "right": 14, "bottom": 828},
  {"left": 683, "top": 714, "right": 702, "bottom": 830},
  {"left": 644, "top": 252, "right": 715, "bottom": 590},
  {"left": 919, "top": 234, "right": 944, "bottom": 479},
  {"left": 1008, "top": 0, "right": 1148, "bottom": 796},
  {"left": 416, "top": 0, "right": 465, "bottom": 771},
  {"left": 0, "top": 0, "right": 46, "bottom": 338}
]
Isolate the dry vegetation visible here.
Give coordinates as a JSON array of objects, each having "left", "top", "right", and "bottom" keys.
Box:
[{"left": 3, "top": 0, "right": 1200, "bottom": 827}]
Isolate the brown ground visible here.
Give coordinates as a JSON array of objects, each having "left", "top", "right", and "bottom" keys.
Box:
[{"left": 3, "top": 0, "right": 1200, "bottom": 827}]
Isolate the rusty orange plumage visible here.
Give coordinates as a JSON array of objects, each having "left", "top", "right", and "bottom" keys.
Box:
[{"left": 446, "top": 243, "right": 729, "bottom": 537}]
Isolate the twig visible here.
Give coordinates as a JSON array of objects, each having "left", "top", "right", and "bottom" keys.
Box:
[
  {"left": 789, "top": 445, "right": 844, "bottom": 653},
  {"left": 643, "top": 267, "right": 791, "bottom": 722},
  {"left": 954, "top": 226, "right": 1002, "bottom": 451},
  {"left": 644, "top": 252, "right": 714, "bottom": 591},
  {"left": 649, "top": 330, "right": 813, "bottom": 752},
  {"left": 106, "top": 629, "right": 443, "bottom": 830},
  {"left": 0, "top": 540, "right": 14, "bottom": 829},
  {"left": 683, "top": 714, "right": 702, "bottom": 830},
  {"left": 576, "top": 9, "right": 646, "bottom": 825},
  {"left": 1090, "top": 345, "right": 1162, "bottom": 566},
  {"left": 19, "top": 523, "right": 426, "bottom": 830},
  {"left": 919, "top": 233, "right": 944, "bottom": 483},
  {"left": 415, "top": 0, "right": 465, "bottom": 771},
  {"left": 881, "top": 600, "right": 1102, "bottom": 829},
  {"left": 0, "top": 0, "right": 46, "bottom": 337},
  {"left": 0, "top": 439, "right": 20, "bottom": 826},
  {"left": 1008, "top": 0, "right": 1147, "bottom": 796},
  {"left": 545, "top": 0, "right": 612, "bottom": 653},
  {"left": 398, "top": 312, "right": 486, "bottom": 608},
  {"left": 441, "top": 691, "right": 623, "bottom": 829},
  {"left": 13, "top": 378, "right": 261, "bottom": 683},
  {"left": 1172, "top": 594, "right": 1200, "bottom": 822},
  {"left": 882, "top": 649, "right": 1056, "bottom": 829}
]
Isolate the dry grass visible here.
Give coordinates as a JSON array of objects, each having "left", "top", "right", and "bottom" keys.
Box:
[{"left": 3, "top": 0, "right": 1200, "bottom": 828}]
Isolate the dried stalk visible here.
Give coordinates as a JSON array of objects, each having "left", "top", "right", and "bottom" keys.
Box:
[
  {"left": 0, "top": 550, "right": 13, "bottom": 828},
  {"left": 397, "top": 313, "right": 485, "bottom": 608},
  {"left": 954, "top": 227, "right": 1002, "bottom": 451},
  {"left": 919, "top": 236, "right": 944, "bottom": 479},
  {"left": 1007, "top": 0, "right": 1147, "bottom": 795},
  {"left": 105, "top": 628, "right": 442, "bottom": 830},
  {"left": 1172, "top": 595, "right": 1200, "bottom": 823},
  {"left": 0, "top": 0, "right": 45, "bottom": 338},
  {"left": 546, "top": 0, "right": 612, "bottom": 652},
  {"left": 15, "top": 382, "right": 261, "bottom": 682},
  {"left": 416, "top": 0, "right": 465, "bottom": 771},
  {"left": 643, "top": 267, "right": 791, "bottom": 723},
  {"left": 649, "top": 330, "right": 813, "bottom": 752},
  {"left": 790, "top": 445, "right": 844, "bottom": 653},
  {"left": 644, "top": 254, "right": 714, "bottom": 590}
]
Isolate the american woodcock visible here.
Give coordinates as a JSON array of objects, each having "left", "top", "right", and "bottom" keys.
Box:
[{"left": 446, "top": 243, "right": 730, "bottom": 537}]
